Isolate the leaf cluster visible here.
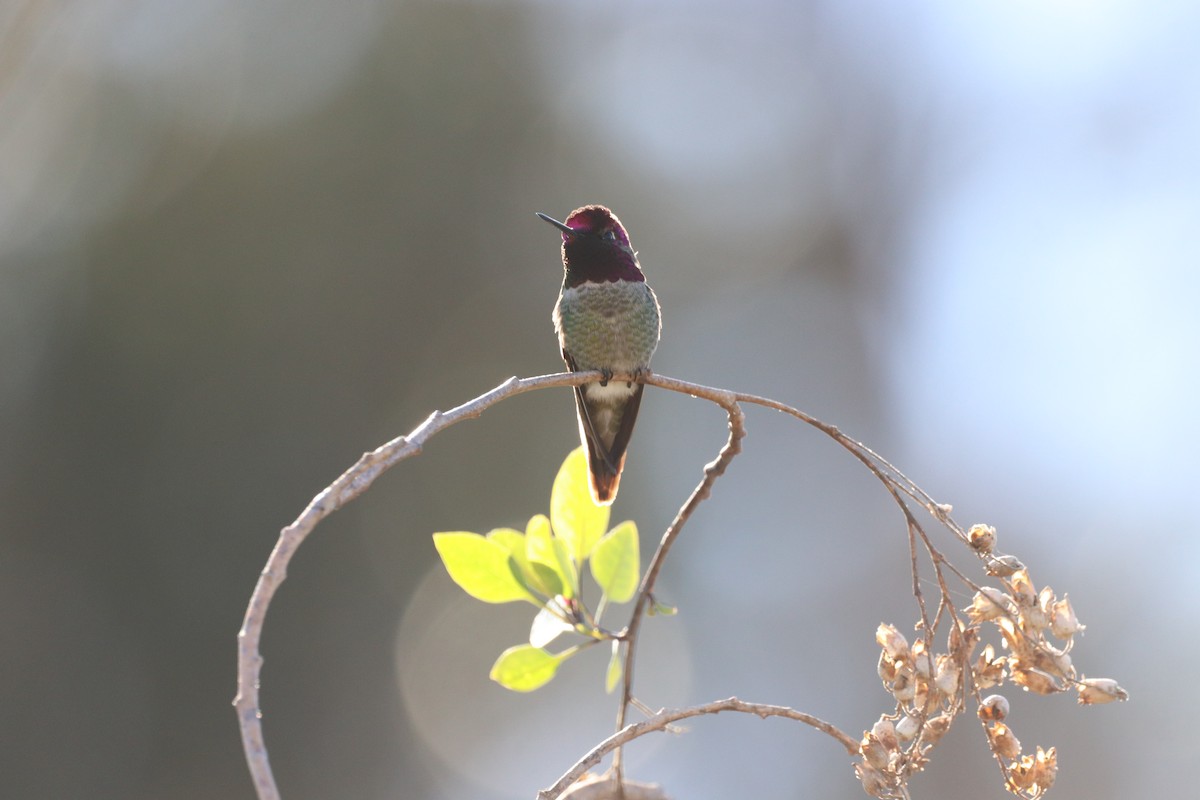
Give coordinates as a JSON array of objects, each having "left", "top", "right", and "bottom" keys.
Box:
[{"left": 433, "top": 448, "right": 643, "bottom": 692}]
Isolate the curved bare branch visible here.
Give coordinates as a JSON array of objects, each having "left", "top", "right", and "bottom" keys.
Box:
[{"left": 539, "top": 697, "right": 859, "bottom": 800}]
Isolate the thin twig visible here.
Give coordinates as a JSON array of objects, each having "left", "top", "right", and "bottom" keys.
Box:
[
  {"left": 612, "top": 376, "right": 746, "bottom": 780},
  {"left": 235, "top": 371, "right": 610, "bottom": 800},
  {"left": 538, "top": 697, "right": 859, "bottom": 800},
  {"left": 733, "top": 392, "right": 970, "bottom": 545}
]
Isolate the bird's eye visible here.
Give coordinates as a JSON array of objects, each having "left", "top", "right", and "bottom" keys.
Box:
[{"left": 602, "top": 230, "right": 617, "bottom": 241}]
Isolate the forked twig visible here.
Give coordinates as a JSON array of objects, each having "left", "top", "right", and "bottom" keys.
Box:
[{"left": 539, "top": 697, "right": 859, "bottom": 800}]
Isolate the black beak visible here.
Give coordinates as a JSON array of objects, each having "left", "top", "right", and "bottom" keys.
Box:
[{"left": 536, "top": 212, "right": 577, "bottom": 237}]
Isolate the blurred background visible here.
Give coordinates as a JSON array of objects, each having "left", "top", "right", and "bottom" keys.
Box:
[{"left": 1, "top": 1, "right": 1194, "bottom": 798}]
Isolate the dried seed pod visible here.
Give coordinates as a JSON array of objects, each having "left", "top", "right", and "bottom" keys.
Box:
[
  {"left": 1008, "top": 569, "right": 1036, "bottom": 606},
  {"left": 1076, "top": 677, "right": 1129, "bottom": 705},
  {"left": 919, "top": 712, "right": 953, "bottom": 746},
  {"left": 978, "top": 693, "right": 1010, "bottom": 721},
  {"left": 860, "top": 731, "right": 891, "bottom": 771},
  {"left": 934, "top": 654, "right": 961, "bottom": 697},
  {"left": 1010, "top": 746, "right": 1058, "bottom": 795},
  {"left": 912, "top": 676, "right": 933, "bottom": 712},
  {"left": 967, "top": 587, "right": 1013, "bottom": 622},
  {"left": 1009, "top": 665, "right": 1062, "bottom": 695},
  {"left": 911, "top": 638, "right": 934, "bottom": 678},
  {"left": 996, "top": 616, "right": 1026, "bottom": 655},
  {"left": 1008, "top": 756, "right": 1036, "bottom": 793},
  {"left": 877, "top": 652, "right": 898, "bottom": 684},
  {"left": 894, "top": 715, "right": 920, "bottom": 743},
  {"left": 1021, "top": 588, "right": 1052, "bottom": 632},
  {"left": 988, "top": 721, "right": 1022, "bottom": 759},
  {"left": 871, "top": 718, "right": 899, "bottom": 752},
  {"left": 968, "top": 523, "right": 997, "bottom": 553},
  {"left": 1048, "top": 648, "right": 1074, "bottom": 681},
  {"left": 854, "top": 762, "right": 891, "bottom": 798},
  {"left": 1033, "top": 746, "right": 1058, "bottom": 793},
  {"left": 946, "top": 618, "right": 978, "bottom": 657},
  {"left": 877, "top": 623, "right": 910, "bottom": 661},
  {"left": 1050, "top": 594, "right": 1085, "bottom": 639},
  {"left": 1037, "top": 585, "right": 1056, "bottom": 615},
  {"left": 890, "top": 665, "right": 917, "bottom": 702},
  {"left": 985, "top": 554, "right": 1025, "bottom": 576},
  {"left": 974, "top": 643, "right": 1007, "bottom": 689}
]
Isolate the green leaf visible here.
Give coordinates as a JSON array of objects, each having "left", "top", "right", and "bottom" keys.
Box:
[
  {"left": 590, "top": 521, "right": 640, "bottom": 603},
  {"left": 525, "top": 515, "right": 566, "bottom": 598},
  {"left": 648, "top": 599, "right": 678, "bottom": 617},
  {"left": 433, "top": 532, "right": 536, "bottom": 604},
  {"left": 550, "top": 447, "right": 610, "bottom": 563},
  {"left": 528, "top": 561, "right": 565, "bottom": 600},
  {"left": 605, "top": 640, "right": 623, "bottom": 694},
  {"left": 487, "top": 528, "right": 547, "bottom": 598},
  {"left": 486, "top": 527, "right": 526, "bottom": 562},
  {"left": 489, "top": 644, "right": 563, "bottom": 692},
  {"left": 552, "top": 535, "right": 580, "bottom": 599}
]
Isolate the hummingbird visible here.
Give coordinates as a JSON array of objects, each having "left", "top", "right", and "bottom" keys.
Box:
[{"left": 539, "top": 205, "right": 662, "bottom": 506}]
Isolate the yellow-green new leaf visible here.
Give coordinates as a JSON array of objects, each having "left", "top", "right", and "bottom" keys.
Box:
[
  {"left": 486, "top": 527, "right": 526, "bottom": 558},
  {"left": 488, "top": 528, "right": 548, "bottom": 599},
  {"left": 590, "top": 521, "right": 640, "bottom": 603},
  {"left": 648, "top": 599, "right": 678, "bottom": 616},
  {"left": 433, "top": 532, "right": 536, "bottom": 604},
  {"left": 490, "top": 644, "right": 563, "bottom": 692},
  {"left": 552, "top": 535, "right": 580, "bottom": 599},
  {"left": 605, "top": 640, "right": 623, "bottom": 694},
  {"left": 525, "top": 514, "right": 567, "bottom": 598},
  {"left": 550, "top": 447, "right": 610, "bottom": 563}
]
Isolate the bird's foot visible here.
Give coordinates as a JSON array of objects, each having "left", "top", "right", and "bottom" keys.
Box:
[{"left": 599, "top": 368, "right": 613, "bottom": 387}]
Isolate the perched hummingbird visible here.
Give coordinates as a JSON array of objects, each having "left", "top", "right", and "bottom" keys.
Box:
[{"left": 539, "top": 205, "right": 662, "bottom": 506}]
